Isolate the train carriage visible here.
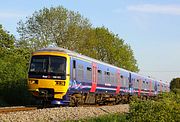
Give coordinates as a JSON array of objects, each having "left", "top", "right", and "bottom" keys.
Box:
[{"left": 28, "top": 47, "right": 169, "bottom": 106}]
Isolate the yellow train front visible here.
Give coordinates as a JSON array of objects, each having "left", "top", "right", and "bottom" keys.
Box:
[{"left": 28, "top": 48, "right": 70, "bottom": 105}]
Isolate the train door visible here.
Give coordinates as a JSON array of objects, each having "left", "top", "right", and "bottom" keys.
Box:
[
  {"left": 90, "top": 62, "right": 97, "bottom": 92},
  {"left": 116, "top": 69, "right": 120, "bottom": 94},
  {"left": 148, "top": 80, "right": 152, "bottom": 96},
  {"left": 154, "top": 81, "right": 158, "bottom": 95},
  {"left": 160, "top": 80, "right": 162, "bottom": 93},
  {"left": 138, "top": 77, "right": 142, "bottom": 97},
  {"left": 129, "top": 73, "right": 134, "bottom": 95},
  {"left": 72, "top": 59, "right": 76, "bottom": 81}
]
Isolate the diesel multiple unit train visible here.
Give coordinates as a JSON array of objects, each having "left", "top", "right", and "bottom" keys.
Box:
[{"left": 28, "top": 47, "right": 169, "bottom": 106}]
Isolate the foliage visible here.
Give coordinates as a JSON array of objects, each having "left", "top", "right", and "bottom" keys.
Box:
[
  {"left": 0, "top": 24, "right": 32, "bottom": 106},
  {"left": 0, "top": 79, "right": 33, "bottom": 106},
  {"left": 17, "top": 6, "right": 139, "bottom": 72},
  {"left": 17, "top": 6, "right": 91, "bottom": 51},
  {"left": 170, "top": 78, "right": 180, "bottom": 92},
  {"left": 0, "top": 49, "right": 28, "bottom": 83},
  {"left": 0, "top": 24, "right": 14, "bottom": 49},
  {"left": 67, "top": 92, "right": 180, "bottom": 122},
  {"left": 0, "top": 47, "right": 32, "bottom": 106},
  {"left": 77, "top": 27, "right": 139, "bottom": 72},
  {"left": 68, "top": 113, "right": 127, "bottom": 122},
  {"left": 127, "top": 92, "right": 180, "bottom": 122}
]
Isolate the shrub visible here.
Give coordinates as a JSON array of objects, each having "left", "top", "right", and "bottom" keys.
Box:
[
  {"left": 127, "top": 92, "right": 180, "bottom": 122},
  {"left": 0, "top": 79, "right": 33, "bottom": 106}
]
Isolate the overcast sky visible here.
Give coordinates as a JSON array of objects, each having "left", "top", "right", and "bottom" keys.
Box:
[{"left": 1, "top": 0, "right": 180, "bottom": 83}]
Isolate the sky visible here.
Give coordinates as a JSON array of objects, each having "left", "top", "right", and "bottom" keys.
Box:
[{"left": 0, "top": 0, "right": 180, "bottom": 83}]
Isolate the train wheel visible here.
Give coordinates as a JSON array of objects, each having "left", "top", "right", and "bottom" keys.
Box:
[
  {"left": 69, "top": 95, "right": 76, "bottom": 107},
  {"left": 115, "top": 96, "right": 121, "bottom": 104},
  {"left": 70, "top": 94, "right": 84, "bottom": 107}
]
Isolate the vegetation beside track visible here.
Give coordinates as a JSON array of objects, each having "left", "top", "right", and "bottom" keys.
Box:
[{"left": 74, "top": 91, "right": 180, "bottom": 122}]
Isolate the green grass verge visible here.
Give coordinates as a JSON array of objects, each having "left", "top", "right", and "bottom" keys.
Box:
[{"left": 66, "top": 113, "right": 128, "bottom": 122}]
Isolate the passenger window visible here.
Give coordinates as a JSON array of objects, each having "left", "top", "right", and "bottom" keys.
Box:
[
  {"left": 124, "top": 77, "right": 128, "bottom": 87},
  {"left": 77, "top": 64, "right": 84, "bottom": 81},
  {"left": 87, "top": 67, "right": 92, "bottom": 71},
  {"left": 104, "top": 71, "right": 107, "bottom": 83},
  {"left": 98, "top": 70, "right": 102, "bottom": 83},
  {"left": 136, "top": 79, "right": 139, "bottom": 88},
  {"left": 98, "top": 69, "right": 102, "bottom": 73},
  {"left": 73, "top": 60, "right": 76, "bottom": 68},
  {"left": 106, "top": 72, "right": 110, "bottom": 82},
  {"left": 120, "top": 75, "right": 124, "bottom": 87},
  {"left": 115, "top": 73, "right": 119, "bottom": 84},
  {"left": 133, "top": 79, "right": 135, "bottom": 88},
  {"left": 86, "top": 67, "right": 92, "bottom": 82},
  {"left": 143, "top": 81, "right": 145, "bottom": 88},
  {"left": 110, "top": 73, "right": 114, "bottom": 82}
]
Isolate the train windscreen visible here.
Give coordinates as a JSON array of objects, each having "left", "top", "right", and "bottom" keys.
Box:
[{"left": 28, "top": 55, "right": 66, "bottom": 80}]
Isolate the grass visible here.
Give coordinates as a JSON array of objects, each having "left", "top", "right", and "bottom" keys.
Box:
[{"left": 67, "top": 113, "right": 128, "bottom": 122}]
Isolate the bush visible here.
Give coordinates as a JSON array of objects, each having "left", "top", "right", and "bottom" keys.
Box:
[
  {"left": 0, "top": 47, "right": 33, "bottom": 106},
  {"left": 171, "top": 88, "right": 180, "bottom": 94},
  {"left": 0, "top": 79, "right": 33, "bottom": 106},
  {"left": 66, "top": 92, "right": 180, "bottom": 122},
  {"left": 127, "top": 93, "right": 180, "bottom": 122}
]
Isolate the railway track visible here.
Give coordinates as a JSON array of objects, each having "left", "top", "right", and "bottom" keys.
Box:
[
  {"left": 0, "top": 106, "right": 37, "bottom": 114},
  {"left": 0, "top": 104, "right": 129, "bottom": 121},
  {"left": 0, "top": 104, "right": 122, "bottom": 114}
]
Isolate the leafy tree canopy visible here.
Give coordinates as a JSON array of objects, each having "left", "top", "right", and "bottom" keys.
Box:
[
  {"left": 17, "top": 6, "right": 139, "bottom": 72},
  {"left": 0, "top": 24, "right": 14, "bottom": 49},
  {"left": 78, "top": 27, "right": 139, "bottom": 72},
  {"left": 17, "top": 6, "right": 91, "bottom": 50},
  {"left": 0, "top": 24, "right": 29, "bottom": 84}
]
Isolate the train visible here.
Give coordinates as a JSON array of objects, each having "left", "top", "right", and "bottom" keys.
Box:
[{"left": 28, "top": 47, "right": 170, "bottom": 106}]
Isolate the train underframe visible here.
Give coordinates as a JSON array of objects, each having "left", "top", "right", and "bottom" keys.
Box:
[
  {"left": 32, "top": 89, "right": 136, "bottom": 107},
  {"left": 68, "top": 92, "right": 131, "bottom": 106}
]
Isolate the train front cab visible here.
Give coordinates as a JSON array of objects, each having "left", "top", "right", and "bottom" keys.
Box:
[{"left": 28, "top": 51, "right": 70, "bottom": 104}]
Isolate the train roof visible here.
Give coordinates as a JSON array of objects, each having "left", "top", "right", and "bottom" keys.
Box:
[
  {"left": 130, "top": 71, "right": 169, "bottom": 84},
  {"left": 131, "top": 71, "right": 153, "bottom": 80},
  {"left": 37, "top": 47, "right": 130, "bottom": 73},
  {"left": 37, "top": 47, "right": 169, "bottom": 84}
]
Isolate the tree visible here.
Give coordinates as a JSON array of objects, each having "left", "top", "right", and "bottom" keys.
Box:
[
  {"left": 170, "top": 78, "right": 180, "bottom": 91},
  {"left": 17, "top": 6, "right": 91, "bottom": 50},
  {"left": 0, "top": 24, "right": 31, "bottom": 106},
  {"left": 0, "top": 24, "right": 14, "bottom": 49},
  {"left": 78, "top": 27, "right": 139, "bottom": 72},
  {"left": 0, "top": 24, "right": 15, "bottom": 58},
  {"left": 17, "top": 6, "right": 139, "bottom": 72},
  {"left": 0, "top": 24, "right": 29, "bottom": 83}
]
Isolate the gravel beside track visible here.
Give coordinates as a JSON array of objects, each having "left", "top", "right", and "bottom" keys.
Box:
[{"left": 0, "top": 104, "right": 129, "bottom": 122}]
